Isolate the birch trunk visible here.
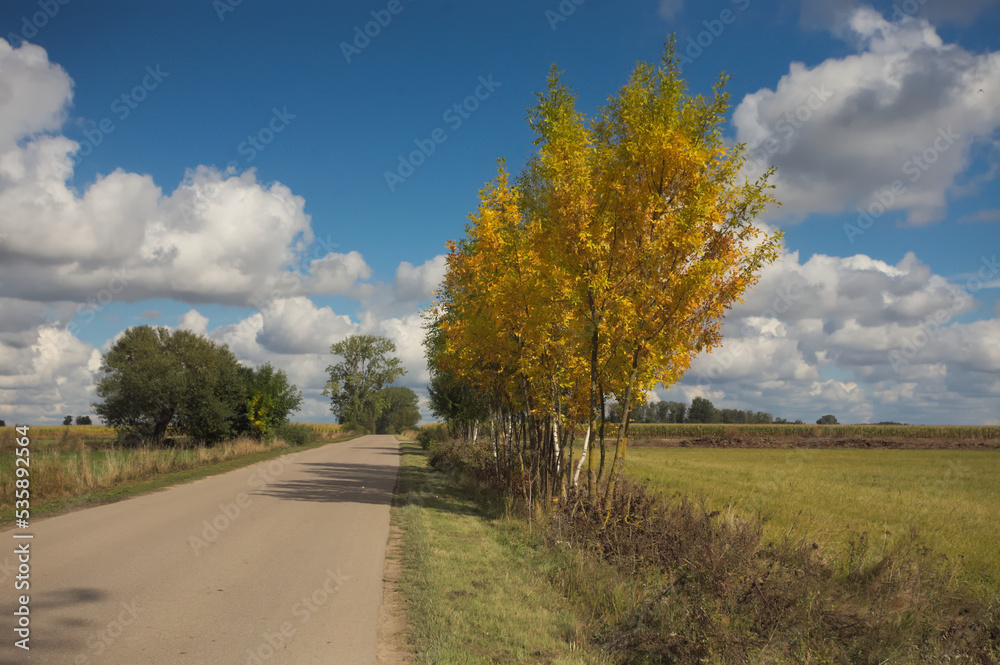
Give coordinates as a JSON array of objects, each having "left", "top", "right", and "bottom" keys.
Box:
[{"left": 573, "top": 423, "right": 591, "bottom": 487}]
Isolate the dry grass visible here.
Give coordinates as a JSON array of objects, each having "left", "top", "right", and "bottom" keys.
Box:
[
  {"left": 0, "top": 425, "right": 117, "bottom": 455},
  {"left": 0, "top": 436, "right": 290, "bottom": 509}
]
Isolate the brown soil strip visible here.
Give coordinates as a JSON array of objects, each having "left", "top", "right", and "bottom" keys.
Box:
[
  {"left": 376, "top": 523, "right": 413, "bottom": 664},
  {"left": 630, "top": 435, "right": 1000, "bottom": 450}
]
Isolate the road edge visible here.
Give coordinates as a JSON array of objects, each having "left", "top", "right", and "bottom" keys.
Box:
[{"left": 375, "top": 437, "right": 414, "bottom": 664}]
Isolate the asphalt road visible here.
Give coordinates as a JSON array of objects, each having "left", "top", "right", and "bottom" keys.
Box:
[{"left": 0, "top": 434, "right": 400, "bottom": 665}]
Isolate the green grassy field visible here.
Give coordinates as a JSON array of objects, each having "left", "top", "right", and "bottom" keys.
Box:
[{"left": 627, "top": 447, "right": 1000, "bottom": 598}]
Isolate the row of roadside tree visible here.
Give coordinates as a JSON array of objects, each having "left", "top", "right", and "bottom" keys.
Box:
[{"left": 424, "top": 43, "right": 783, "bottom": 513}]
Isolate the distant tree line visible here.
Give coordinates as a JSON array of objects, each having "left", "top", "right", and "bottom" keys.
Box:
[{"left": 607, "top": 396, "right": 839, "bottom": 425}]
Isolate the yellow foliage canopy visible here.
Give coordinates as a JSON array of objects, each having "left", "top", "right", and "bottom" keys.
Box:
[{"left": 432, "top": 42, "right": 783, "bottom": 506}]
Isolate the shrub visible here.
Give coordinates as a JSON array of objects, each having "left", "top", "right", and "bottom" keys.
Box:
[
  {"left": 417, "top": 423, "right": 450, "bottom": 450},
  {"left": 275, "top": 423, "right": 312, "bottom": 446},
  {"left": 427, "top": 437, "right": 490, "bottom": 471}
]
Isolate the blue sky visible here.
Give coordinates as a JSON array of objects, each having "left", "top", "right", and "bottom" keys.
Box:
[{"left": 1, "top": 0, "right": 999, "bottom": 425}]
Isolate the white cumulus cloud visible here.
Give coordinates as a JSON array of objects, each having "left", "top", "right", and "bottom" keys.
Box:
[{"left": 734, "top": 7, "right": 1000, "bottom": 226}]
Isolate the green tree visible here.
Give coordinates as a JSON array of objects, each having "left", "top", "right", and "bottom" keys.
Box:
[
  {"left": 238, "top": 362, "right": 303, "bottom": 438},
  {"left": 63, "top": 415, "right": 73, "bottom": 426},
  {"left": 92, "top": 326, "right": 245, "bottom": 445},
  {"left": 687, "top": 397, "right": 720, "bottom": 423},
  {"left": 817, "top": 414, "right": 839, "bottom": 425},
  {"left": 426, "top": 371, "right": 487, "bottom": 431},
  {"left": 323, "top": 335, "right": 405, "bottom": 433},
  {"left": 75, "top": 415, "right": 92, "bottom": 425},
  {"left": 719, "top": 408, "right": 742, "bottom": 424},
  {"left": 423, "top": 310, "right": 489, "bottom": 441},
  {"left": 665, "top": 401, "right": 686, "bottom": 424},
  {"left": 375, "top": 386, "right": 421, "bottom": 434}
]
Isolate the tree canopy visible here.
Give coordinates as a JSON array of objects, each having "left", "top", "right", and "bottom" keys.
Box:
[
  {"left": 323, "top": 334, "right": 406, "bottom": 433},
  {"left": 687, "top": 397, "right": 720, "bottom": 424},
  {"left": 424, "top": 313, "right": 489, "bottom": 439},
  {"left": 93, "top": 326, "right": 246, "bottom": 445},
  {"left": 91, "top": 326, "right": 302, "bottom": 445},
  {"left": 238, "top": 362, "right": 303, "bottom": 439},
  {"left": 375, "top": 386, "right": 421, "bottom": 434},
  {"left": 428, "top": 41, "right": 782, "bottom": 510}
]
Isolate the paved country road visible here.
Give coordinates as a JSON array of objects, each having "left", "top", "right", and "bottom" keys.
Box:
[{"left": 0, "top": 435, "right": 400, "bottom": 665}]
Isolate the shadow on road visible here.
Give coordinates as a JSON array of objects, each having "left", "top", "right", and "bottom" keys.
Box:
[
  {"left": 0, "top": 587, "right": 110, "bottom": 660},
  {"left": 252, "top": 461, "right": 396, "bottom": 505},
  {"left": 32, "top": 587, "right": 106, "bottom": 611}
]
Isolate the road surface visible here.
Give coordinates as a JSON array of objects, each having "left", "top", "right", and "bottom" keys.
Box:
[{"left": 0, "top": 434, "right": 400, "bottom": 665}]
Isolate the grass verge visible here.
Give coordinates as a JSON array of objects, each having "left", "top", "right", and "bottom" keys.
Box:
[{"left": 392, "top": 438, "right": 612, "bottom": 664}]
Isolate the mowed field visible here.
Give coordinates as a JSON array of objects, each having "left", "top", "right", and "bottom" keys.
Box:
[{"left": 627, "top": 446, "right": 1000, "bottom": 598}]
